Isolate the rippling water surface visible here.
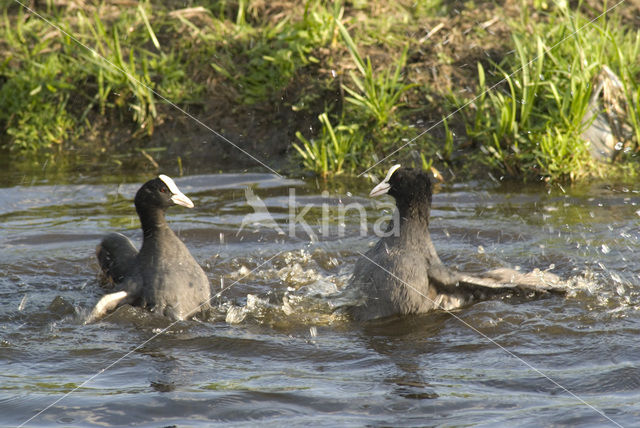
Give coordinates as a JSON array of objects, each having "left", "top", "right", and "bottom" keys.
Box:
[{"left": 1, "top": 169, "right": 639, "bottom": 427}]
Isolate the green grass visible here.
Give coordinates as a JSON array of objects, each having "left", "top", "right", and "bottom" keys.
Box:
[
  {"left": 459, "top": 1, "right": 640, "bottom": 182},
  {"left": 1, "top": 0, "right": 639, "bottom": 183},
  {"left": 0, "top": 9, "right": 77, "bottom": 153},
  {"left": 293, "top": 112, "right": 362, "bottom": 177},
  {"left": 0, "top": 1, "right": 203, "bottom": 154},
  {"left": 337, "top": 20, "right": 415, "bottom": 128},
  {"left": 291, "top": 14, "right": 419, "bottom": 178},
  {"left": 208, "top": 0, "right": 341, "bottom": 105}
]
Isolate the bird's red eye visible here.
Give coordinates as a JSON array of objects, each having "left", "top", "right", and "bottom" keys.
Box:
[{"left": 160, "top": 187, "right": 167, "bottom": 193}]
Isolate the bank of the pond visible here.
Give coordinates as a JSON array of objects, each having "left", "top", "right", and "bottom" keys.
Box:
[{"left": 2, "top": 0, "right": 640, "bottom": 181}]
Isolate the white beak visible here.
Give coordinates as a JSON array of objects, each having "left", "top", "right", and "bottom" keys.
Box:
[
  {"left": 170, "top": 192, "right": 194, "bottom": 208},
  {"left": 369, "top": 164, "right": 401, "bottom": 197},
  {"left": 159, "top": 174, "right": 195, "bottom": 208}
]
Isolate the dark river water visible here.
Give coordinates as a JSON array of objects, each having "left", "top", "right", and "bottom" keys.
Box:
[{"left": 1, "top": 168, "right": 639, "bottom": 427}]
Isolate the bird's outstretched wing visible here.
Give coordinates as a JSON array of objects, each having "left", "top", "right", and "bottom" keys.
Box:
[{"left": 428, "top": 263, "right": 565, "bottom": 309}]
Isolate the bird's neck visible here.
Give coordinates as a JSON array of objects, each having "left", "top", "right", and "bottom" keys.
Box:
[
  {"left": 394, "top": 198, "right": 441, "bottom": 265},
  {"left": 398, "top": 200, "right": 431, "bottom": 239},
  {"left": 137, "top": 206, "right": 169, "bottom": 238}
]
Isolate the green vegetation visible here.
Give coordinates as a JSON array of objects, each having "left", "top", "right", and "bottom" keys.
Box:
[
  {"left": 293, "top": 112, "right": 361, "bottom": 177},
  {"left": 292, "top": 18, "right": 416, "bottom": 177},
  {"left": 1, "top": 2, "right": 203, "bottom": 154},
  {"left": 460, "top": 3, "right": 640, "bottom": 181},
  {"left": 209, "top": 0, "right": 341, "bottom": 104},
  {"left": 337, "top": 20, "right": 415, "bottom": 128},
  {"left": 1, "top": 0, "right": 639, "bottom": 182}
]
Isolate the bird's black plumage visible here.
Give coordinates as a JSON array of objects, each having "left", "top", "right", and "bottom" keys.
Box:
[
  {"left": 90, "top": 175, "right": 211, "bottom": 321},
  {"left": 344, "top": 165, "right": 562, "bottom": 321}
]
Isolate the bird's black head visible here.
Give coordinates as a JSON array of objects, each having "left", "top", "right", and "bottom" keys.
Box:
[
  {"left": 369, "top": 164, "right": 433, "bottom": 219},
  {"left": 134, "top": 174, "right": 194, "bottom": 212}
]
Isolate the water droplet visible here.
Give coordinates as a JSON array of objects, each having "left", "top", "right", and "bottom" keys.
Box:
[
  {"left": 18, "top": 295, "right": 27, "bottom": 311},
  {"left": 226, "top": 306, "right": 246, "bottom": 324}
]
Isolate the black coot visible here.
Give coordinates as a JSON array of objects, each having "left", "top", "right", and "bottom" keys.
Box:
[
  {"left": 88, "top": 175, "right": 211, "bottom": 322},
  {"left": 344, "top": 165, "right": 563, "bottom": 321}
]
